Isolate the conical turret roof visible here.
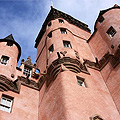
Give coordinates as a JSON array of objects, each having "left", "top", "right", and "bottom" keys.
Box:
[
  {"left": 4, "top": 34, "right": 15, "bottom": 41},
  {"left": 0, "top": 34, "right": 21, "bottom": 62}
]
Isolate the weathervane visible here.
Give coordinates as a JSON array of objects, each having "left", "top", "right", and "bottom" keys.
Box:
[{"left": 51, "top": 0, "right": 53, "bottom": 7}]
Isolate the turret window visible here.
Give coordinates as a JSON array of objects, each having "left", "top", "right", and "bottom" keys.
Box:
[
  {"left": 49, "top": 44, "right": 54, "bottom": 54},
  {"left": 63, "top": 41, "right": 72, "bottom": 48},
  {"left": 6, "top": 41, "right": 13, "bottom": 47},
  {"left": 48, "top": 22, "right": 52, "bottom": 27},
  {"left": 23, "top": 66, "right": 32, "bottom": 77},
  {"left": 90, "top": 115, "right": 103, "bottom": 120},
  {"left": 58, "top": 19, "right": 64, "bottom": 23},
  {"left": 1, "top": 56, "right": 9, "bottom": 65},
  {"left": 98, "top": 16, "right": 104, "bottom": 23},
  {"left": 76, "top": 76, "right": 86, "bottom": 87},
  {"left": 0, "top": 94, "right": 14, "bottom": 113},
  {"left": 60, "top": 28, "right": 67, "bottom": 34},
  {"left": 47, "top": 32, "right": 52, "bottom": 38},
  {"left": 107, "top": 26, "right": 116, "bottom": 38}
]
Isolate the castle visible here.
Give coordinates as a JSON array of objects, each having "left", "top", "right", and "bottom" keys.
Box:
[{"left": 0, "top": 4, "right": 120, "bottom": 120}]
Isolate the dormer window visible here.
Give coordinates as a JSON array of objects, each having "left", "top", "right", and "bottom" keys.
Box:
[
  {"left": 23, "top": 66, "right": 32, "bottom": 77},
  {"left": 60, "top": 28, "right": 67, "bottom": 34},
  {"left": 1, "top": 56, "right": 9, "bottom": 65},
  {"left": 47, "top": 32, "right": 52, "bottom": 38},
  {"left": 49, "top": 44, "right": 54, "bottom": 54},
  {"left": 107, "top": 26, "right": 116, "bottom": 38},
  {"left": 48, "top": 22, "right": 52, "bottom": 27},
  {"left": 6, "top": 41, "right": 13, "bottom": 47},
  {"left": 58, "top": 19, "right": 64, "bottom": 23},
  {"left": 63, "top": 41, "right": 72, "bottom": 48},
  {"left": 0, "top": 94, "right": 14, "bottom": 113}
]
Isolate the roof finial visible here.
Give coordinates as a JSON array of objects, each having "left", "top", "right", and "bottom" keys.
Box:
[{"left": 51, "top": 0, "right": 53, "bottom": 7}]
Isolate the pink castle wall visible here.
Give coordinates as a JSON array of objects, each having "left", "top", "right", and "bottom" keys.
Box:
[{"left": 37, "top": 15, "right": 120, "bottom": 119}]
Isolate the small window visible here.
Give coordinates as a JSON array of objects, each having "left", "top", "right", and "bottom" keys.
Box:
[
  {"left": 98, "top": 16, "right": 104, "bottom": 23},
  {"left": 23, "top": 66, "right": 32, "bottom": 77},
  {"left": 0, "top": 94, "right": 14, "bottom": 113},
  {"left": 48, "top": 22, "right": 51, "bottom": 27},
  {"left": 47, "top": 32, "right": 52, "bottom": 38},
  {"left": 1, "top": 56, "right": 9, "bottom": 65},
  {"left": 60, "top": 28, "right": 67, "bottom": 34},
  {"left": 90, "top": 115, "right": 103, "bottom": 120},
  {"left": 63, "top": 41, "right": 72, "bottom": 48},
  {"left": 49, "top": 44, "right": 54, "bottom": 54},
  {"left": 6, "top": 41, "right": 13, "bottom": 47},
  {"left": 76, "top": 76, "right": 86, "bottom": 87},
  {"left": 58, "top": 19, "right": 64, "bottom": 23},
  {"left": 107, "top": 26, "right": 116, "bottom": 38}
]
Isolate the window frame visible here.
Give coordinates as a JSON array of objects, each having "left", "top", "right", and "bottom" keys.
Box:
[
  {"left": 1, "top": 55, "right": 9, "bottom": 65},
  {"left": 58, "top": 19, "right": 64, "bottom": 23},
  {"left": 6, "top": 41, "right": 13, "bottom": 47},
  {"left": 76, "top": 76, "right": 86, "bottom": 87},
  {"left": 47, "top": 32, "right": 52, "bottom": 38},
  {"left": 23, "top": 66, "right": 32, "bottom": 77},
  {"left": 48, "top": 22, "right": 52, "bottom": 27},
  {"left": 60, "top": 28, "right": 67, "bottom": 34},
  {"left": 0, "top": 94, "right": 14, "bottom": 113},
  {"left": 63, "top": 40, "right": 72, "bottom": 48},
  {"left": 49, "top": 44, "right": 54, "bottom": 54},
  {"left": 98, "top": 16, "right": 104, "bottom": 23},
  {"left": 106, "top": 26, "right": 116, "bottom": 38}
]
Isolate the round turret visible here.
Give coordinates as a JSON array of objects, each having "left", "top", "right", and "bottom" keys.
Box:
[
  {"left": 0, "top": 34, "right": 21, "bottom": 80},
  {"left": 95, "top": 4, "right": 120, "bottom": 53}
]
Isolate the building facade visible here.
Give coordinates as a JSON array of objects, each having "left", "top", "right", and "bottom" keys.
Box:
[{"left": 0, "top": 4, "right": 120, "bottom": 120}]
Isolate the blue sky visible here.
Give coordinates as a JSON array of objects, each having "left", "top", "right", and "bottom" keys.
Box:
[{"left": 0, "top": 0, "right": 120, "bottom": 66}]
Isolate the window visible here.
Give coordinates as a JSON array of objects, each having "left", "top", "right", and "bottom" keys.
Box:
[
  {"left": 6, "top": 41, "right": 13, "bottom": 47},
  {"left": 98, "top": 16, "right": 104, "bottom": 23},
  {"left": 107, "top": 26, "right": 116, "bottom": 38},
  {"left": 49, "top": 44, "right": 54, "bottom": 54},
  {"left": 60, "top": 28, "right": 67, "bottom": 34},
  {"left": 76, "top": 76, "right": 86, "bottom": 87},
  {"left": 47, "top": 32, "right": 52, "bottom": 38},
  {"left": 63, "top": 41, "right": 72, "bottom": 48},
  {"left": 48, "top": 22, "right": 51, "bottom": 27},
  {"left": 0, "top": 94, "right": 14, "bottom": 113},
  {"left": 1, "top": 56, "right": 9, "bottom": 65},
  {"left": 58, "top": 19, "right": 64, "bottom": 23},
  {"left": 23, "top": 66, "right": 32, "bottom": 77},
  {"left": 90, "top": 115, "right": 103, "bottom": 120}
]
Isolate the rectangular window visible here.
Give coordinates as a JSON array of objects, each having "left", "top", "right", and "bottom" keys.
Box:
[
  {"left": 6, "top": 42, "right": 13, "bottom": 47},
  {"left": 1, "top": 56, "right": 9, "bottom": 65},
  {"left": 49, "top": 44, "right": 54, "bottom": 54},
  {"left": 47, "top": 32, "right": 52, "bottom": 38},
  {"left": 76, "top": 76, "right": 86, "bottom": 87},
  {"left": 60, "top": 28, "right": 67, "bottom": 34},
  {"left": 63, "top": 41, "right": 72, "bottom": 48},
  {"left": 107, "top": 26, "right": 116, "bottom": 38},
  {"left": 0, "top": 94, "right": 14, "bottom": 113},
  {"left": 23, "top": 66, "right": 32, "bottom": 77},
  {"left": 58, "top": 19, "right": 64, "bottom": 23},
  {"left": 48, "top": 22, "right": 51, "bottom": 27},
  {"left": 98, "top": 16, "right": 104, "bottom": 23}
]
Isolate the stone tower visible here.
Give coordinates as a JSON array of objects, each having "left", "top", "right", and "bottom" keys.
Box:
[
  {"left": 0, "top": 34, "right": 21, "bottom": 80},
  {"left": 35, "top": 6, "right": 120, "bottom": 120}
]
